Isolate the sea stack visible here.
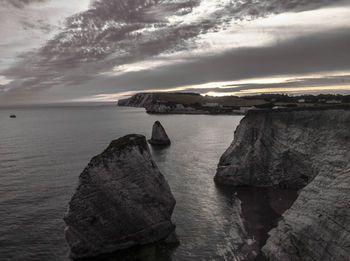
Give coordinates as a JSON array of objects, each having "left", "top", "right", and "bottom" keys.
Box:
[
  {"left": 64, "top": 134, "right": 176, "bottom": 259},
  {"left": 148, "top": 121, "right": 171, "bottom": 146}
]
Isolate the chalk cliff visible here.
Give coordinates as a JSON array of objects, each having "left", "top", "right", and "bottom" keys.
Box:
[
  {"left": 215, "top": 108, "right": 350, "bottom": 260},
  {"left": 215, "top": 109, "right": 349, "bottom": 189},
  {"left": 64, "top": 134, "right": 176, "bottom": 259},
  {"left": 117, "top": 93, "right": 154, "bottom": 108}
]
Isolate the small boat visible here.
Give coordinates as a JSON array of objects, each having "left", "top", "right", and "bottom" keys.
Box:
[{"left": 9, "top": 114, "right": 16, "bottom": 118}]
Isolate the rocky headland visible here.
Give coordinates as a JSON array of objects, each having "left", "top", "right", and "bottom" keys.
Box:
[
  {"left": 64, "top": 134, "right": 177, "bottom": 259},
  {"left": 149, "top": 121, "right": 171, "bottom": 146},
  {"left": 215, "top": 108, "right": 350, "bottom": 260},
  {"left": 118, "top": 93, "right": 350, "bottom": 115},
  {"left": 118, "top": 92, "right": 268, "bottom": 115}
]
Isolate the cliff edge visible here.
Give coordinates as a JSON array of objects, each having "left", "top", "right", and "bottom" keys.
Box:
[
  {"left": 215, "top": 109, "right": 350, "bottom": 189},
  {"left": 215, "top": 108, "right": 350, "bottom": 260}
]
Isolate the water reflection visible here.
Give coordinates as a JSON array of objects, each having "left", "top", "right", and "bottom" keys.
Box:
[
  {"left": 78, "top": 242, "right": 176, "bottom": 261},
  {"left": 149, "top": 144, "right": 170, "bottom": 162},
  {"left": 1, "top": 107, "right": 297, "bottom": 261},
  {"left": 215, "top": 185, "right": 298, "bottom": 260}
]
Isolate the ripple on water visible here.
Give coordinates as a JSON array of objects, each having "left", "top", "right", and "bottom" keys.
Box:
[{"left": 0, "top": 107, "right": 297, "bottom": 261}]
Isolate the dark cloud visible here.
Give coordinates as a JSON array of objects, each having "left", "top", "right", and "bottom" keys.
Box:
[
  {"left": 77, "top": 28, "right": 350, "bottom": 95},
  {"left": 0, "top": 0, "right": 348, "bottom": 104},
  {"left": 202, "top": 74, "right": 350, "bottom": 95}
]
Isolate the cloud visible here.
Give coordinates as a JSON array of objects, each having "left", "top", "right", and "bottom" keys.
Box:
[
  {"left": 110, "top": 27, "right": 350, "bottom": 90},
  {"left": 0, "top": 0, "right": 91, "bottom": 73},
  {"left": 0, "top": 0, "right": 349, "bottom": 104},
  {"left": 0, "top": 0, "right": 48, "bottom": 9}
]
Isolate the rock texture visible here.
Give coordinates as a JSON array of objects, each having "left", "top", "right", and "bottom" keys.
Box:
[
  {"left": 148, "top": 121, "right": 171, "bottom": 146},
  {"left": 64, "top": 134, "right": 176, "bottom": 259},
  {"left": 215, "top": 109, "right": 350, "bottom": 189},
  {"left": 215, "top": 108, "right": 350, "bottom": 261},
  {"left": 262, "top": 167, "right": 350, "bottom": 261}
]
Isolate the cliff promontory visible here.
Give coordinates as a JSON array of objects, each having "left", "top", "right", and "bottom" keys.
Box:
[
  {"left": 118, "top": 92, "right": 268, "bottom": 114},
  {"left": 64, "top": 134, "right": 176, "bottom": 259},
  {"left": 117, "top": 93, "right": 154, "bottom": 108},
  {"left": 215, "top": 108, "right": 350, "bottom": 260}
]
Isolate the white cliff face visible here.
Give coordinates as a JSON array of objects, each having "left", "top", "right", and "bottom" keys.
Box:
[
  {"left": 64, "top": 134, "right": 176, "bottom": 259},
  {"left": 215, "top": 109, "right": 350, "bottom": 189},
  {"left": 117, "top": 93, "right": 227, "bottom": 114},
  {"left": 117, "top": 93, "right": 154, "bottom": 107},
  {"left": 145, "top": 103, "right": 198, "bottom": 114},
  {"left": 215, "top": 108, "right": 350, "bottom": 260}
]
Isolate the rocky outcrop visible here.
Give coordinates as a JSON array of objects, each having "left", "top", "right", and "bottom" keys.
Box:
[
  {"left": 118, "top": 93, "right": 209, "bottom": 114},
  {"left": 262, "top": 167, "right": 350, "bottom": 261},
  {"left": 148, "top": 121, "right": 171, "bottom": 146},
  {"left": 215, "top": 108, "right": 350, "bottom": 261},
  {"left": 215, "top": 109, "right": 350, "bottom": 189},
  {"left": 64, "top": 134, "right": 176, "bottom": 259}
]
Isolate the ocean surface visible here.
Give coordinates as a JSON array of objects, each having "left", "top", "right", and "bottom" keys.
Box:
[{"left": 0, "top": 106, "right": 295, "bottom": 261}]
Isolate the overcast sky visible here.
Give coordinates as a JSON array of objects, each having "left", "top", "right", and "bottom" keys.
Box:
[{"left": 0, "top": 0, "right": 349, "bottom": 105}]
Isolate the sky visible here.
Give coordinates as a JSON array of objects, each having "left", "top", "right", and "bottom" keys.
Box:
[{"left": 0, "top": 0, "right": 350, "bottom": 105}]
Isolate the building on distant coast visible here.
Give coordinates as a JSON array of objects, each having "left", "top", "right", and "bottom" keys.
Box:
[
  {"left": 273, "top": 106, "right": 287, "bottom": 109},
  {"left": 233, "top": 106, "right": 256, "bottom": 114},
  {"left": 203, "top": 102, "right": 220, "bottom": 107},
  {"left": 326, "top": 99, "right": 342, "bottom": 104}
]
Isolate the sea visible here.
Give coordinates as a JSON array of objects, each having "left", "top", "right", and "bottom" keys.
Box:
[{"left": 0, "top": 106, "right": 295, "bottom": 261}]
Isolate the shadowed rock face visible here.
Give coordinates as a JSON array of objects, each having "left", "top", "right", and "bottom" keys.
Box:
[
  {"left": 149, "top": 121, "right": 171, "bottom": 146},
  {"left": 215, "top": 109, "right": 350, "bottom": 261},
  {"left": 64, "top": 134, "right": 176, "bottom": 259},
  {"left": 262, "top": 167, "right": 350, "bottom": 261},
  {"left": 215, "top": 109, "right": 350, "bottom": 189}
]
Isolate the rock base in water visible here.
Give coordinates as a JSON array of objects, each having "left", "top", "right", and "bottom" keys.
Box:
[
  {"left": 64, "top": 134, "right": 176, "bottom": 259},
  {"left": 148, "top": 121, "right": 171, "bottom": 146},
  {"left": 215, "top": 108, "right": 350, "bottom": 260}
]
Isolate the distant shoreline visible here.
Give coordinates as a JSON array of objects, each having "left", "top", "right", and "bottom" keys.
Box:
[
  {"left": 118, "top": 92, "right": 350, "bottom": 115},
  {"left": 0, "top": 101, "right": 117, "bottom": 109}
]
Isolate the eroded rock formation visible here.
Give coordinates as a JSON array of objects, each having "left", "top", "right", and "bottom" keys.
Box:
[
  {"left": 262, "top": 167, "right": 350, "bottom": 261},
  {"left": 215, "top": 109, "right": 349, "bottom": 189},
  {"left": 215, "top": 108, "right": 350, "bottom": 260},
  {"left": 64, "top": 134, "right": 176, "bottom": 259},
  {"left": 149, "top": 121, "right": 171, "bottom": 146}
]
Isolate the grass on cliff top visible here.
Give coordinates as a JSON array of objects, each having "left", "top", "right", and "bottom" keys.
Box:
[
  {"left": 157, "top": 93, "right": 267, "bottom": 107},
  {"left": 157, "top": 93, "right": 205, "bottom": 105}
]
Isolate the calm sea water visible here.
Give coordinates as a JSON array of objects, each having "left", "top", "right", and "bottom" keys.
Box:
[{"left": 0, "top": 106, "right": 247, "bottom": 261}]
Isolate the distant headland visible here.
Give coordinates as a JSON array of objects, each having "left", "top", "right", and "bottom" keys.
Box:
[{"left": 118, "top": 92, "right": 350, "bottom": 115}]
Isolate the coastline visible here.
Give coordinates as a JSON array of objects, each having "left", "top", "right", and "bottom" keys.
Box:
[{"left": 117, "top": 92, "right": 350, "bottom": 116}]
